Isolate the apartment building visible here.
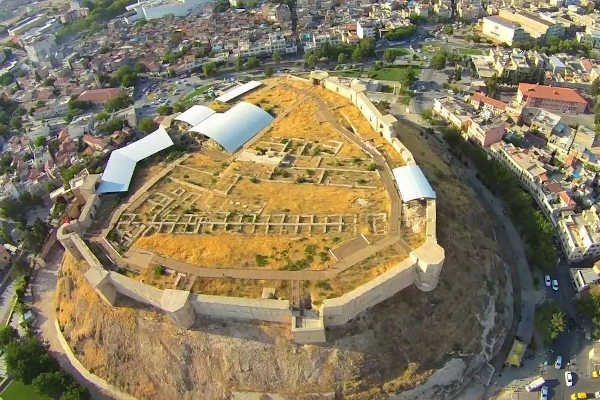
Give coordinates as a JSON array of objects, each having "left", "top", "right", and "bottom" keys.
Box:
[
  {"left": 517, "top": 83, "right": 588, "bottom": 114},
  {"left": 498, "top": 9, "right": 565, "bottom": 40},
  {"left": 356, "top": 19, "right": 377, "bottom": 39},
  {"left": 482, "top": 15, "right": 530, "bottom": 45},
  {"left": 558, "top": 206, "right": 600, "bottom": 262},
  {"left": 433, "top": 97, "right": 473, "bottom": 131},
  {"left": 467, "top": 114, "right": 506, "bottom": 147}
]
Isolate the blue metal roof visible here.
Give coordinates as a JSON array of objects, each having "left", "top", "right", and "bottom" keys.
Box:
[
  {"left": 392, "top": 165, "right": 436, "bottom": 202},
  {"left": 190, "top": 102, "right": 273, "bottom": 152},
  {"left": 97, "top": 127, "right": 174, "bottom": 194}
]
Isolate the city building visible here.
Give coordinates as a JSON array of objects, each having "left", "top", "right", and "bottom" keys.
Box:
[
  {"left": 498, "top": 9, "right": 565, "bottom": 40},
  {"left": 482, "top": 15, "right": 530, "bottom": 46},
  {"left": 517, "top": 83, "right": 588, "bottom": 114}
]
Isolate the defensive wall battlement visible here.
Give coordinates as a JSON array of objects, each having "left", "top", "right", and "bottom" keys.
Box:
[{"left": 57, "top": 75, "right": 444, "bottom": 344}]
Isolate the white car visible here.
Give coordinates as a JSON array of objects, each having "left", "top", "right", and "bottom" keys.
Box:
[
  {"left": 545, "top": 275, "right": 551, "bottom": 287},
  {"left": 565, "top": 370, "right": 574, "bottom": 387},
  {"left": 594, "top": 391, "right": 600, "bottom": 399},
  {"left": 540, "top": 386, "right": 549, "bottom": 400},
  {"left": 555, "top": 355, "right": 562, "bottom": 369},
  {"left": 552, "top": 279, "right": 559, "bottom": 292}
]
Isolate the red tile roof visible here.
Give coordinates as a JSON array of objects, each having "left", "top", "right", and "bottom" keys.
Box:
[
  {"left": 472, "top": 92, "right": 507, "bottom": 111},
  {"left": 78, "top": 87, "right": 122, "bottom": 103},
  {"left": 518, "top": 83, "right": 588, "bottom": 105},
  {"left": 559, "top": 191, "right": 576, "bottom": 208}
]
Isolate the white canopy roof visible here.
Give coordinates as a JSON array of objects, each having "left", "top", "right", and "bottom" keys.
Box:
[
  {"left": 97, "top": 126, "right": 174, "bottom": 194},
  {"left": 216, "top": 80, "right": 262, "bottom": 103},
  {"left": 174, "top": 105, "right": 215, "bottom": 126},
  {"left": 392, "top": 165, "right": 436, "bottom": 202},
  {"left": 189, "top": 102, "right": 273, "bottom": 153}
]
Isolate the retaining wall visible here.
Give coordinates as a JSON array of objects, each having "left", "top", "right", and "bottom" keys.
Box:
[
  {"left": 321, "top": 257, "right": 417, "bottom": 325},
  {"left": 191, "top": 294, "right": 291, "bottom": 323}
]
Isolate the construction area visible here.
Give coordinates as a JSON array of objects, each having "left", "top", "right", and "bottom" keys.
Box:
[{"left": 102, "top": 77, "right": 428, "bottom": 301}]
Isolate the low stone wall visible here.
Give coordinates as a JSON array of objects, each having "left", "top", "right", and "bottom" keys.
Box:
[{"left": 53, "top": 319, "right": 139, "bottom": 400}]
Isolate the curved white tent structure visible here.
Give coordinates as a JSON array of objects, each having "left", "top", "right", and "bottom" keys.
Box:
[
  {"left": 215, "top": 80, "right": 263, "bottom": 103},
  {"left": 189, "top": 102, "right": 273, "bottom": 153},
  {"left": 97, "top": 126, "right": 174, "bottom": 194},
  {"left": 392, "top": 165, "right": 436, "bottom": 202},
  {"left": 174, "top": 105, "right": 215, "bottom": 126}
]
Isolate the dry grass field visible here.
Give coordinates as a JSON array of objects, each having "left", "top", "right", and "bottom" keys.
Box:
[
  {"left": 228, "top": 179, "right": 390, "bottom": 215},
  {"left": 136, "top": 233, "right": 346, "bottom": 270}
]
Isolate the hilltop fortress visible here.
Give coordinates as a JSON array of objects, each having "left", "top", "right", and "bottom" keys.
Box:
[{"left": 57, "top": 73, "right": 444, "bottom": 344}]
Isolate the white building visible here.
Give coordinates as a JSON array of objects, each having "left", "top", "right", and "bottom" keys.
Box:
[
  {"left": 125, "top": 0, "right": 209, "bottom": 20},
  {"left": 357, "top": 19, "right": 376, "bottom": 39}
]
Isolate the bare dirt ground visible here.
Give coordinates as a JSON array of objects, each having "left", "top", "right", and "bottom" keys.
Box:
[{"left": 56, "top": 121, "right": 509, "bottom": 400}]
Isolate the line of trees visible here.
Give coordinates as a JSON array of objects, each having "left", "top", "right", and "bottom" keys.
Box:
[
  {"left": 1, "top": 332, "right": 90, "bottom": 400},
  {"left": 443, "top": 128, "right": 558, "bottom": 271},
  {"left": 383, "top": 24, "right": 417, "bottom": 41},
  {"left": 305, "top": 38, "right": 376, "bottom": 67}
]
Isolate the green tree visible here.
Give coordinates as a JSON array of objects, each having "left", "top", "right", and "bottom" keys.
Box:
[
  {"left": 430, "top": 51, "right": 447, "bottom": 70},
  {"left": 99, "top": 118, "right": 123, "bottom": 135},
  {"left": 265, "top": 65, "right": 273, "bottom": 77},
  {"left": 60, "top": 386, "right": 90, "bottom": 400},
  {"left": 157, "top": 104, "right": 173, "bottom": 115},
  {"left": 550, "top": 311, "right": 566, "bottom": 340},
  {"left": 202, "top": 61, "right": 216, "bottom": 77},
  {"left": 246, "top": 56, "right": 259, "bottom": 69},
  {"left": 0, "top": 326, "right": 16, "bottom": 348},
  {"left": 33, "top": 371, "right": 70, "bottom": 399},
  {"left": 138, "top": 117, "right": 157, "bottom": 134},
  {"left": 272, "top": 50, "right": 281, "bottom": 63},
  {"left": 5, "top": 337, "right": 55, "bottom": 384},
  {"left": 33, "top": 136, "right": 46, "bottom": 148},
  {"left": 9, "top": 116, "right": 21, "bottom": 130},
  {"left": 352, "top": 46, "right": 362, "bottom": 62},
  {"left": 235, "top": 56, "right": 243, "bottom": 71},
  {"left": 383, "top": 49, "right": 396, "bottom": 63},
  {"left": 591, "top": 77, "right": 600, "bottom": 97},
  {"left": 0, "top": 72, "right": 12, "bottom": 86},
  {"left": 0, "top": 123, "right": 9, "bottom": 137},
  {"left": 337, "top": 52, "right": 346, "bottom": 65},
  {"left": 21, "top": 218, "right": 50, "bottom": 254},
  {"left": 95, "top": 111, "right": 109, "bottom": 121},
  {"left": 104, "top": 94, "right": 132, "bottom": 112}
]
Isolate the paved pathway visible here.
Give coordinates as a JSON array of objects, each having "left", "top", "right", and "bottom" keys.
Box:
[{"left": 29, "top": 248, "right": 114, "bottom": 400}]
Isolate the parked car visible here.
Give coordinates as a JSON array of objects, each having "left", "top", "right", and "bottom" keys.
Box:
[
  {"left": 593, "top": 370, "right": 600, "bottom": 378},
  {"left": 565, "top": 371, "right": 574, "bottom": 387},
  {"left": 555, "top": 355, "right": 563, "bottom": 369},
  {"left": 552, "top": 279, "right": 559, "bottom": 292},
  {"left": 594, "top": 391, "right": 600, "bottom": 398},
  {"left": 540, "top": 386, "right": 549, "bottom": 400},
  {"left": 571, "top": 393, "right": 587, "bottom": 400},
  {"left": 545, "top": 275, "right": 551, "bottom": 287}
]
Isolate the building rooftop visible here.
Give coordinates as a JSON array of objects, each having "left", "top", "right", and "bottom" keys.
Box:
[{"left": 519, "top": 83, "right": 588, "bottom": 105}]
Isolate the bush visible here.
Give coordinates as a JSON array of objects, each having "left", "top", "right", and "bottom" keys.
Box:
[{"left": 138, "top": 117, "right": 157, "bottom": 134}]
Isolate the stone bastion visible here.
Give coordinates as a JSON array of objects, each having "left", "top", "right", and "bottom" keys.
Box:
[{"left": 57, "top": 74, "right": 445, "bottom": 344}]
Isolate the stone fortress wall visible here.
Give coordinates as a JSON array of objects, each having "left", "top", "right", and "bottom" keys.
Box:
[{"left": 57, "top": 75, "right": 444, "bottom": 344}]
